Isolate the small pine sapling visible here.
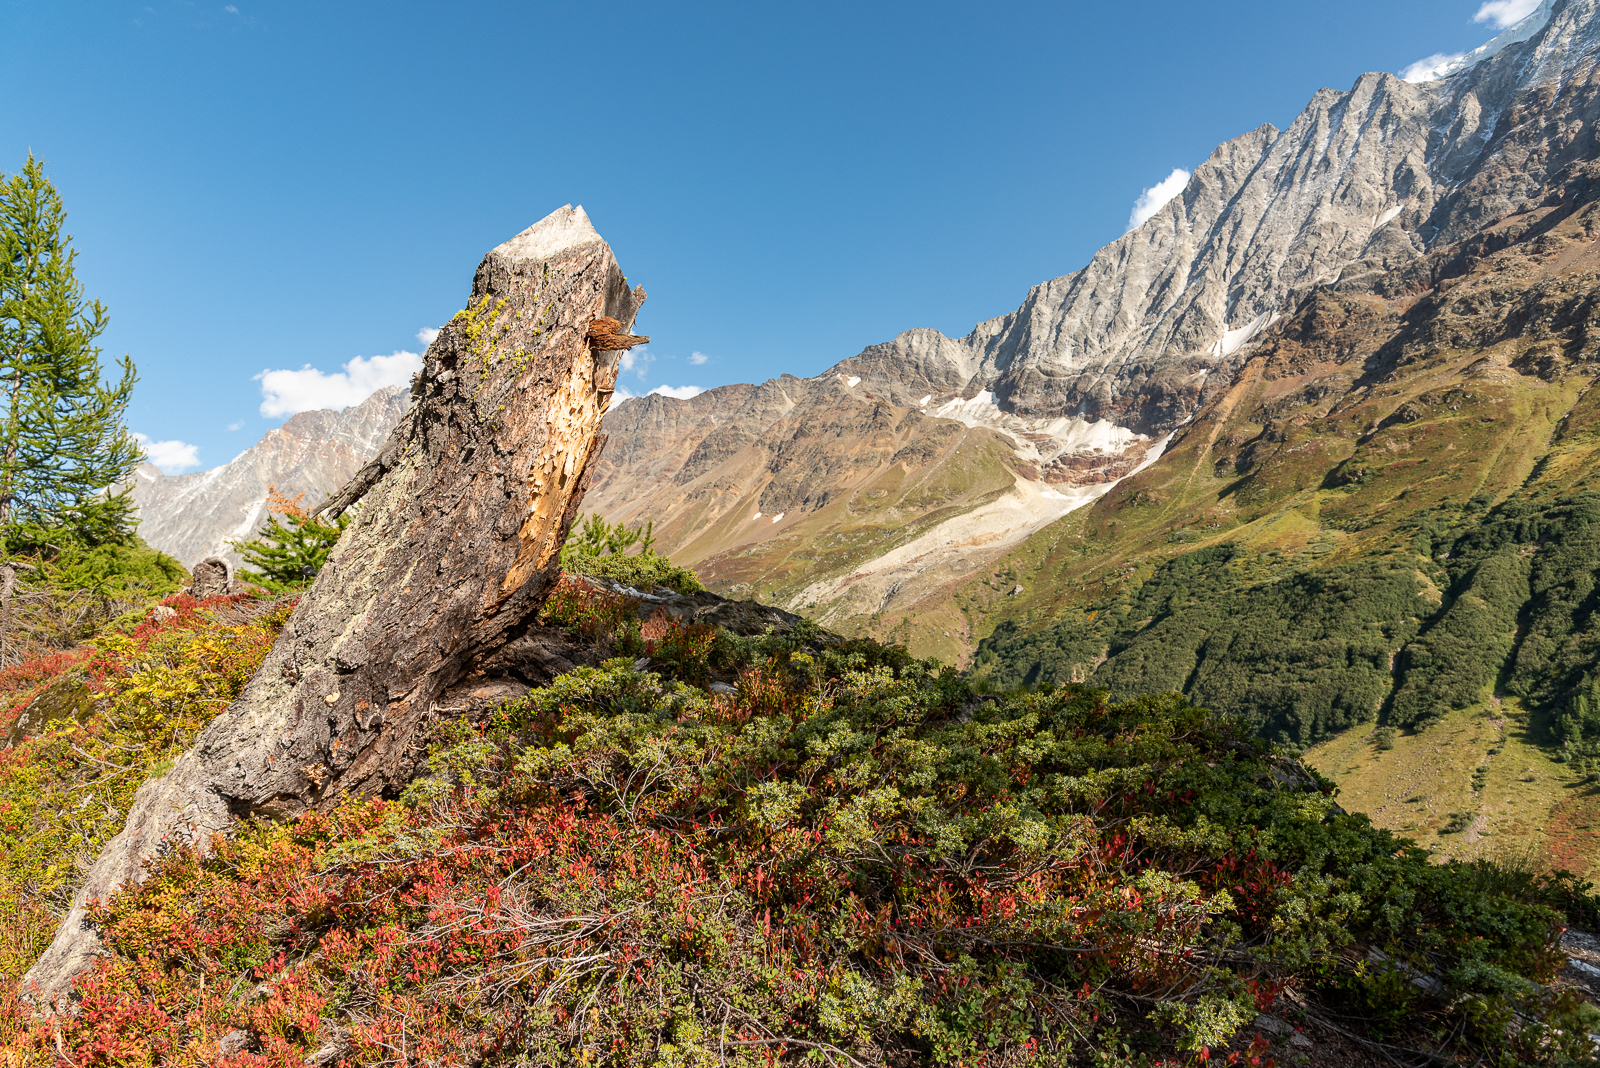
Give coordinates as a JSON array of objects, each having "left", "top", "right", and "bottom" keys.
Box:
[
  {"left": 233, "top": 486, "right": 349, "bottom": 592},
  {"left": 564, "top": 512, "right": 656, "bottom": 561},
  {"left": 559, "top": 513, "right": 701, "bottom": 594}
]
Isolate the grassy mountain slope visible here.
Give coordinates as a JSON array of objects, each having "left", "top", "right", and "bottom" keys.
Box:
[{"left": 587, "top": 376, "right": 1032, "bottom": 638}]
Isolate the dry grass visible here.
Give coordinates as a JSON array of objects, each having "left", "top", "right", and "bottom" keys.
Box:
[{"left": 1304, "top": 697, "right": 1599, "bottom": 874}]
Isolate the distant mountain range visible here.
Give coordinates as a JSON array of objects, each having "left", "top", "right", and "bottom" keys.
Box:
[
  {"left": 130, "top": 386, "right": 409, "bottom": 569},
  {"left": 587, "top": 0, "right": 1600, "bottom": 658}
]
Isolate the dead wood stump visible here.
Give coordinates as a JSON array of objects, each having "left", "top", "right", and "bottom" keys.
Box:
[{"left": 23, "top": 204, "right": 644, "bottom": 1007}]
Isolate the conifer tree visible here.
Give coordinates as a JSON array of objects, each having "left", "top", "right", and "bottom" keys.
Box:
[
  {"left": 233, "top": 487, "right": 349, "bottom": 592},
  {"left": 0, "top": 155, "right": 140, "bottom": 544}
]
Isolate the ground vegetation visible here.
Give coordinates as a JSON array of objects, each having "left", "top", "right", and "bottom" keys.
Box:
[{"left": 0, "top": 574, "right": 1595, "bottom": 1066}]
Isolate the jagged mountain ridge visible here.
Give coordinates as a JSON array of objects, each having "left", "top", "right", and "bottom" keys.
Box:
[
  {"left": 130, "top": 386, "right": 410, "bottom": 569},
  {"left": 588, "top": 0, "right": 1600, "bottom": 656},
  {"left": 839, "top": 0, "right": 1590, "bottom": 442}
]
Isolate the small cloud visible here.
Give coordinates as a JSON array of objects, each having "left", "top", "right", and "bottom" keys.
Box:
[
  {"left": 1474, "top": 0, "right": 1540, "bottom": 29},
  {"left": 1400, "top": 52, "right": 1467, "bottom": 82},
  {"left": 227, "top": 420, "right": 244, "bottom": 431},
  {"left": 224, "top": 3, "right": 238, "bottom": 11},
  {"left": 688, "top": 351, "right": 710, "bottom": 366},
  {"left": 417, "top": 326, "right": 440, "bottom": 347},
  {"left": 648, "top": 384, "right": 703, "bottom": 400},
  {"left": 612, "top": 385, "right": 638, "bottom": 402},
  {"left": 133, "top": 433, "right": 202, "bottom": 474},
  {"left": 255, "top": 351, "right": 422, "bottom": 417},
  {"left": 1127, "top": 168, "right": 1191, "bottom": 231},
  {"left": 620, "top": 345, "right": 655, "bottom": 380}
]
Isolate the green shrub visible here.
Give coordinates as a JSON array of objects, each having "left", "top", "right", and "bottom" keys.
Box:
[
  {"left": 1375, "top": 726, "right": 1397, "bottom": 750},
  {"left": 5, "top": 584, "right": 1594, "bottom": 1067},
  {"left": 559, "top": 511, "right": 703, "bottom": 594},
  {"left": 560, "top": 549, "right": 704, "bottom": 595},
  {"left": 563, "top": 511, "right": 656, "bottom": 559},
  {"left": 1, "top": 514, "right": 187, "bottom": 662}
]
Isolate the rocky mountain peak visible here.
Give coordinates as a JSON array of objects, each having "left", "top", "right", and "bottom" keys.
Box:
[
  {"left": 587, "top": 0, "right": 1600, "bottom": 656},
  {"left": 131, "top": 385, "right": 411, "bottom": 569},
  {"left": 827, "top": 0, "right": 1600, "bottom": 460}
]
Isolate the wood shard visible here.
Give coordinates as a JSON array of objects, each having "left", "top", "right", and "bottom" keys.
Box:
[{"left": 586, "top": 316, "right": 650, "bottom": 351}]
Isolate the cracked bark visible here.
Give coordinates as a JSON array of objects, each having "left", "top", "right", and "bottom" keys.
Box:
[{"left": 22, "top": 205, "right": 643, "bottom": 1007}]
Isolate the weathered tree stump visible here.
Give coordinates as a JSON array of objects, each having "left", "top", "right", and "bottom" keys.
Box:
[
  {"left": 24, "top": 205, "right": 644, "bottom": 1006},
  {"left": 188, "top": 557, "right": 231, "bottom": 599}
]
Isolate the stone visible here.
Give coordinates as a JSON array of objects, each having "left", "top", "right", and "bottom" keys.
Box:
[
  {"left": 150, "top": 605, "right": 177, "bottom": 623},
  {"left": 217, "top": 1030, "right": 251, "bottom": 1055},
  {"left": 5, "top": 676, "right": 92, "bottom": 746},
  {"left": 188, "top": 557, "right": 231, "bottom": 599}
]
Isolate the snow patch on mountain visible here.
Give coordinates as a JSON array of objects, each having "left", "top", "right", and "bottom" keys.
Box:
[
  {"left": 924, "top": 390, "right": 1147, "bottom": 467},
  {"left": 793, "top": 427, "right": 1177, "bottom": 622},
  {"left": 1406, "top": 0, "right": 1553, "bottom": 81}
]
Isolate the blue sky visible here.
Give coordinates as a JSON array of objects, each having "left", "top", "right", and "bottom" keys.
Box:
[{"left": 0, "top": 0, "right": 1538, "bottom": 473}]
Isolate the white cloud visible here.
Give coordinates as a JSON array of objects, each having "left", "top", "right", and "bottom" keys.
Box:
[
  {"left": 620, "top": 345, "right": 655, "bottom": 379},
  {"left": 417, "top": 326, "right": 440, "bottom": 347},
  {"left": 224, "top": 3, "right": 238, "bottom": 11},
  {"left": 256, "top": 350, "right": 422, "bottom": 417},
  {"left": 688, "top": 351, "right": 710, "bottom": 365},
  {"left": 1127, "top": 168, "right": 1191, "bottom": 231},
  {"left": 227, "top": 420, "right": 244, "bottom": 431},
  {"left": 1400, "top": 52, "right": 1468, "bottom": 81},
  {"left": 133, "top": 432, "right": 201, "bottom": 474},
  {"left": 649, "top": 384, "right": 703, "bottom": 400},
  {"left": 1475, "top": 0, "right": 1540, "bottom": 28}
]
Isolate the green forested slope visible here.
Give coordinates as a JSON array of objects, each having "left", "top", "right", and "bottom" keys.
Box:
[{"left": 971, "top": 191, "right": 1600, "bottom": 759}]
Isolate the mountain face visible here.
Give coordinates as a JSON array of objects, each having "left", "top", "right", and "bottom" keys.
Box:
[
  {"left": 130, "top": 386, "right": 409, "bottom": 569},
  {"left": 589, "top": 0, "right": 1600, "bottom": 662},
  {"left": 838, "top": 0, "right": 1589, "bottom": 439}
]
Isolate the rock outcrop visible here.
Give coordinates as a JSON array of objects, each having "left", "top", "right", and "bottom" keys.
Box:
[
  {"left": 130, "top": 385, "right": 410, "bottom": 569},
  {"left": 187, "top": 557, "right": 232, "bottom": 599},
  {"left": 23, "top": 205, "right": 642, "bottom": 1007}
]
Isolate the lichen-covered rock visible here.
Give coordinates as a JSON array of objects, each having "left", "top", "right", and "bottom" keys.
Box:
[{"left": 5, "top": 676, "right": 92, "bottom": 746}]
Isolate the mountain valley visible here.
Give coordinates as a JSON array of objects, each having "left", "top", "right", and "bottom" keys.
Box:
[{"left": 581, "top": 0, "right": 1600, "bottom": 877}]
